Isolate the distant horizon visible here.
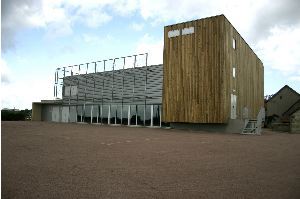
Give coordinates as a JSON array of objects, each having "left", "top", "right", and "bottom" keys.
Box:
[{"left": 2, "top": 83, "right": 299, "bottom": 110}]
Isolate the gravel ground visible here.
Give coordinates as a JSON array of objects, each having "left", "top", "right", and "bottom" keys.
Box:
[{"left": 2, "top": 121, "right": 300, "bottom": 199}]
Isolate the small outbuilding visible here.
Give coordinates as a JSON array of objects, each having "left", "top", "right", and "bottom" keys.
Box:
[
  {"left": 265, "top": 85, "right": 300, "bottom": 128},
  {"left": 290, "top": 109, "right": 300, "bottom": 133}
]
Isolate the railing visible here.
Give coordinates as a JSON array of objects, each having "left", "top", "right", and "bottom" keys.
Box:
[{"left": 54, "top": 53, "right": 148, "bottom": 99}]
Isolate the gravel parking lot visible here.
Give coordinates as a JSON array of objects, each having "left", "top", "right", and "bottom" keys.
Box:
[{"left": 2, "top": 121, "right": 300, "bottom": 198}]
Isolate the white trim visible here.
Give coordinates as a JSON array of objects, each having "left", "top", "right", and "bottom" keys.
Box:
[
  {"left": 233, "top": 67, "right": 236, "bottom": 78},
  {"left": 182, "top": 27, "right": 194, "bottom": 35},
  {"left": 233, "top": 38, "right": 236, "bottom": 49},
  {"left": 168, "top": 29, "right": 180, "bottom": 38}
]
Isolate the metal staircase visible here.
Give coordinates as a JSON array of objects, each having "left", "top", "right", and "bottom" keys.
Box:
[
  {"left": 241, "top": 107, "right": 265, "bottom": 135},
  {"left": 241, "top": 119, "right": 259, "bottom": 135}
]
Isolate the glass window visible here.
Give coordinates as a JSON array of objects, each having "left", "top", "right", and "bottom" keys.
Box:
[
  {"left": 92, "top": 105, "right": 98, "bottom": 123},
  {"left": 144, "top": 105, "right": 152, "bottom": 126},
  {"left": 153, "top": 105, "right": 161, "bottom": 126},
  {"left": 137, "top": 105, "right": 144, "bottom": 125},
  {"left": 122, "top": 105, "right": 129, "bottom": 125},
  {"left": 232, "top": 38, "right": 236, "bottom": 49},
  {"left": 233, "top": 67, "right": 236, "bottom": 78},
  {"left": 116, "top": 105, "right": 122, "bottom": 124},
  {"left": 101, "top": 105, "right": 109, "bottom": 124},
  {"left": 77, "top": 105, "right": 83, "bottom": 122},
  {"left": 130, "top": 105, "right": 137, "bottom": 125},
  {"left": 110, "top": 105, "right": 117, "bottom": 124},
  {"left": 83, "top": 105, "right": 92, "bottom": 123}
]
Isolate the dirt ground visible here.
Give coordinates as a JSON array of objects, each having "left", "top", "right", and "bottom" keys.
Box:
[{"left": 2, "top": 121, "right": 300, "bottom": 199}]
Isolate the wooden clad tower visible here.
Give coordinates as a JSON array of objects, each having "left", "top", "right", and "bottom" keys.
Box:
[{"left": 162, "top": 14, "right": 264, "bottom": 124}]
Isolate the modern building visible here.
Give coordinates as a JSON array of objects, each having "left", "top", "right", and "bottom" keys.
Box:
[
  {"left": 162, "top": 15, "right": 264, "bottom": 133},
  {"left": 33, "top": 60, "right": 163, "bottom": 127},
  {"left": 32, "top": 14, "right": 264, "bottom": 134}
]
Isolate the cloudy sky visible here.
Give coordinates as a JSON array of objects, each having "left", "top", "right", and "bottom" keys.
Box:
[{"left": 1, "top": 0, "right": 300, "bottom": 109}]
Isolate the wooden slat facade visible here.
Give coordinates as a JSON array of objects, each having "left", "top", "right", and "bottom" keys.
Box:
[{"left": 162, "top": 15, "right": 264, "bottom": 123}]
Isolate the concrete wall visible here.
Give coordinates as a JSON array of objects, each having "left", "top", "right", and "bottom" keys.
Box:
[
  {"left": 290, "top": 109, "right": 300, "bottom": 133},
  {"left": 32, "top": 103, "right": 42, "bottom": 121},
  {"left": 41, "top": 104, "right": 54, "bottom": 121},
  {"left": 170, "top": 119, "right": 245, "bottom": 133}
]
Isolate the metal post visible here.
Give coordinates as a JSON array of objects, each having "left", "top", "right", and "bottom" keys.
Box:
[
  {"left": 135, "top": 105, "right": 137, "bottom": 126},
  {"left": 101, "top": 61, "right": 106, "bottom": 124},
  {"left": 79, "top": 64, "right": 82, "bottom": 74},
  {"left": 93, "top": 62, "right": 97, "bottom": 73},
  {"left": 54, "top": 71, "right": 57, "bottom": 98},
  {"left": 81, "top": 105, "right": 83, "bottom": 122},
  {"left": 143, "top": 53, "right": 148, "bottom": 126},
  {"left": 150, "top": 105, "right": 153, "bottom": 127},
  {"left": 90, "top": 105, "right": 93, "bottom": 124},
  {"left": 63, "top": 67, "right": 66, "bottom": 78},
  {"left": 70, "top": 66, "right": 73, "bottom": 76},
  {"left": 128, "top": 105, "right": 131, "bottom": 125},
  {"left": 83, "top": 78, "right": 87, "bottom": 122},
  {"left": 96, "top": 105, "right": 99, "bottom": 124},
  {"left": 76, "top": 78, "right": 79, "bottom": 122},
  {"left": 100, "top": 105, "right": 103, "bottom": 124},
  {"left": 111, "top": 59, "right": 116, "bottom": 102},
  {"left": 115, "top": 109, "right": 117, "bottom": 124},
  {"left": 86, "top": 63, "right": 89, "bottom": 74},
  {"left": 159, "top": 105, "right": 162, "bottom": 127},
  {"left": 54, "top": 69, "right": 59, "bottom": 98},
  {"left": 121, "top": 57, "right": 125, "bottom": 125},
  {"left": 111, "top": 59, "right": 115, "bottom": 124},
  {"left": 108, "top": 105, "right": 111, "bottom": 125},
  {"left": 91, "top": 76, "right": 96, "bottom": 124},
  {"left": 54, "top": 85, "right": 56, "bottom": 98},
  {"left": 68, "top": 83, "right": 71, "bottom": 123},
  {"left": 133, "top": 55, "right": 137, "bottom": 125}
]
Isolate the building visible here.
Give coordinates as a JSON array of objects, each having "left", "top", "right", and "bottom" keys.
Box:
[
  {"left": 290, "top": 109, "right": 300, "bottom": 133},
  {"left": 265, "top": 85, "right": 300, "bottom": 130},
  {"left": 32, "top": 15, "right": 264, "bottom": 134},
  {"left": 33, "top": 60, "right": 163, "bottom": 126},
  {"left": 163, "top": 15, "right": 264, "bottom": 133}
]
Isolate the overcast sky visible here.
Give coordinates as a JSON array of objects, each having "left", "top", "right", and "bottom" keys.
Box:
[{"left": 1, "top": 0, "right": 300, "bottom": 109}]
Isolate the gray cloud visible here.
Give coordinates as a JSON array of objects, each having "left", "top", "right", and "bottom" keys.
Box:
[
  {"left": 1, "top": 0, "right": 42, "bottom": 52},
  {"left": 1, "top": 73, "right": 10, "bottom": 84},
  {"left": 251, "top": 0, "right": 300, "bottom": 41}
]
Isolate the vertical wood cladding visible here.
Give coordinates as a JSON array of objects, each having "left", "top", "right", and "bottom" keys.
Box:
[
  {"left": 224, "top": 17, "right": 264, "bottom": 120},
  {"left": 162, "top": 15, "right": 264, "bottom": 123}
]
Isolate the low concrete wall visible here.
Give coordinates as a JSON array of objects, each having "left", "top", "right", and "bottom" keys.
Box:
[
  {"left": 170, "top": 119, "right": 245, "bottom": 133},
  {"left": 290, "top": 110, "right": 300, "bottom": 133},
  {"left": 271, "top": 123, "right": 290, "bottom": 132}
]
